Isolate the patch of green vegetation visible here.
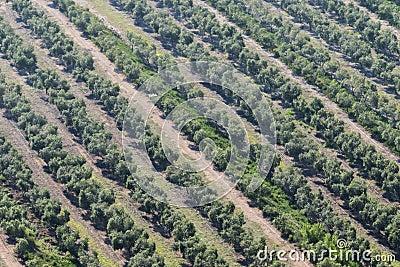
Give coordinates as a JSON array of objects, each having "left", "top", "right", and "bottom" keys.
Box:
[
  {"left": 178, "top": 209, "right": 241, "bottom": 267},
  {"left": 91, "top": 174, "right": 185, "bottom": 267},
  {"left": 68, "top": 219, "right": 117, "bottom": 267}
]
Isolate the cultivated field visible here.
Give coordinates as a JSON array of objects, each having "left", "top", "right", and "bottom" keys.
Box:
[{"left": 0, "top": 0, "right": 399, "bottom": 266}]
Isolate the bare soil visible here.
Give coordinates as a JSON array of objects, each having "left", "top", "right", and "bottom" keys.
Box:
[{"left": 0, "top": 233, "right": 22, "bottom": 267}]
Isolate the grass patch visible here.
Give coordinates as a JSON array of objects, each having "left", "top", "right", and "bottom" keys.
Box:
[
  {"left": 68, "top": 218, "right": 118, "bottom": 267},
  {"left": 78, "top": 0, "right": 161, "bottom": 50},
  {"left": 179, "top": 208, "right": 241, "bottom": 267},
  {"left": 91, "top": 174, "right": 185, "bottom": 267}
]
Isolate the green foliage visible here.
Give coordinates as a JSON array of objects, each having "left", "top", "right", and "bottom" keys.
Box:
[
  {"left": 0, "top": 71, "right": 163, "bottom": 264},
  {"left": 0, "top": 133, "right": 97, "bottom": 266}
]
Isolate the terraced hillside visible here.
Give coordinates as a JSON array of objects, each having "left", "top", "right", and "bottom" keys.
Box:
[{"left": 0, "top": 0, "right": 399, "bottom": 266}]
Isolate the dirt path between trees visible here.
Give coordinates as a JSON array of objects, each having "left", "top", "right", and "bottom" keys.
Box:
[
  {"left": 341, "top": 0, "right": 400, "bottom": 39},
  {"left": 0, "top": 234, "right": 22, "bottom": 267}
]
